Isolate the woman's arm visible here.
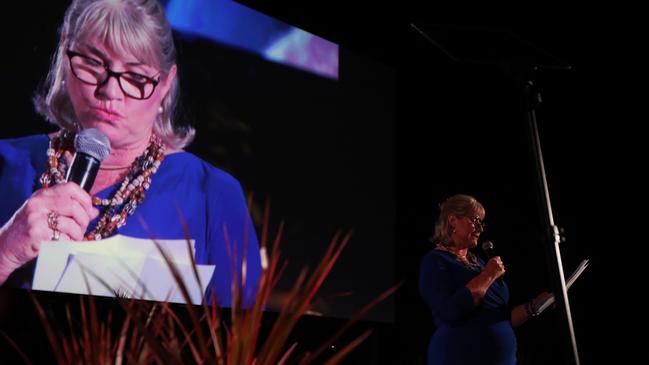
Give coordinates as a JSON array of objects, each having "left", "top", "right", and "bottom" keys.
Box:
[
  {"left": 465, "top": 256, "right": 505, "bottom": 305},
  {"left": 420, "top": 254, "right": 480, "bottom": 323},
  {"left": 0, "top": 183, "right": 98, "bottom": 285},
  {"left": 511, "top": 302, "right": 531, "bottom": 328},
  {"left": 511, "top": 291, "right": 552, "bottom": 328}
]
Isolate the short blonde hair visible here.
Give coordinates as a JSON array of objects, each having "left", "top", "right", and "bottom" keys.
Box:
[
  {"left": 431, "top": 194, "right": 485, "bottom": 246},
  {"left": 34, "top": 0, "right": 194, "bottom": 149}
]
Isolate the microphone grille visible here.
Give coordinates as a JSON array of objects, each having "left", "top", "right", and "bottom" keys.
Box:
[
  {"left": 75, "top": 128, "right": 111, "bottom": 161},
  {"left": 481, "top": 240, "right": 494, "bottom": 251}
]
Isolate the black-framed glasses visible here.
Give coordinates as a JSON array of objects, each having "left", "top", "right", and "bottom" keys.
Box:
[
  {"left": 66, "top": 49, "right": 160, "bottom": 100},
  {"left": 468, "top": 216, "right": 486, "bottom": 230}
]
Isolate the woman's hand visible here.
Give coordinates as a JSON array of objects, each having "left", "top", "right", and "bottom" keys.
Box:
[
  {"left": 466, "top": 256, "right": 506, "bottom": 305},
  {"left": 531, "top": 291, "right": 554, "bottom": 313},
  {"left": 0, "top": 182, "right": 99, "bottom": 282},
  {"left": 483, "top": 256, "right": 506, "bottom": 281}
]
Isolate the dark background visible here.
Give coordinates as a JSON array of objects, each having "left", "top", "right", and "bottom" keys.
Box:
[
  {"left": 1, "top": 0, "right": 642, "bottom": 364},
  {"left": 238, "top": 1, "right": 642, "bottom": 364}
]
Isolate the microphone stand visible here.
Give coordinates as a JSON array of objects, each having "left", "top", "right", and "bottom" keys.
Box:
[
  {"left": 411, "top": 23, "right": 581, "bottom": 365},
  {"left": 522, "top": 75, "right": 580, "bottom": 365}
]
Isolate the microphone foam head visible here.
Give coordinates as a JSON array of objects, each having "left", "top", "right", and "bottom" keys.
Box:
[
  {"left": 481, "top": 240, "right": 494, "bottom": 251},
  {"left": 75, "top": 128, "right": 111, "bottom": 161}
]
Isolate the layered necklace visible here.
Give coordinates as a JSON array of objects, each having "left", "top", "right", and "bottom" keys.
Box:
[
  {"left": 435, "top": 243, "right": 482, "bottom": 271},
  {"left": 40, "top": 130, "right": 166, "bottom": 240}
]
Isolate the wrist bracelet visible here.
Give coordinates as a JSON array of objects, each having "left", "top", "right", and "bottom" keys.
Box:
[{"left": 525, "top": 301, "right": 539, "bottom": 318}]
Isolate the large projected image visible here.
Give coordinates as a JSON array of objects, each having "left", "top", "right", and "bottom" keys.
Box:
[{"left": 1, "top": 0, "right": 394, "bottom": 323}]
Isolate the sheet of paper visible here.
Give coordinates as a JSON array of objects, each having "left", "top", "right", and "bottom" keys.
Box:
[
  {"left": 32, "top": 234, "right": 215, "bottom": 305},
  {"left": 536, "top": 258, "right": 590, "bottom": 313}
]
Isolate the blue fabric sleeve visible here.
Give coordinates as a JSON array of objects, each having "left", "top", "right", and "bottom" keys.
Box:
[
  {"left": 419, "top": 252, "right": 476, "bottom": 324},
  {"left": 204, "top": 166, "right": 261, "bottom": 308},
  {"left": 0, "top": 135, "right": 48, "bottom": 226}
]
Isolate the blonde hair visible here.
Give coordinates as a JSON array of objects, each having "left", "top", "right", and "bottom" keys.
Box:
[
  {"left": 33, "top": 0, "right": 195, "bottom": 149},
  {"left": 431, "top": 194, "right": 485, "bottom": 246}
]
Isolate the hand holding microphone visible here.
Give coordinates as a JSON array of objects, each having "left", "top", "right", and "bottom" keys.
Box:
[
  {"left": 0, "top": 129, "right": 109, "bottom": 279},
  {"left": 482, "top": 240, "right": 505, "bottom": 284},
  {"left": 34, "top": 128, "right": 109, "bottom": 241},
  {"left": 43, "top": 128, "right": 109, "bottom": 241}
]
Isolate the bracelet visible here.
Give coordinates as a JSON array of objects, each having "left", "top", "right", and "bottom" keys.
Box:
[{"left": 525, "top": 301, "right": 539, "bottom": 318}]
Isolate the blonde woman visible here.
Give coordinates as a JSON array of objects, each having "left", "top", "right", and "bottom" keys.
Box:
[
  {"left": 419, "top": 194, "right": 550, "bottom": 364},
  {"left": 0, "top": 0, "right": 261, "bottom": 307}
]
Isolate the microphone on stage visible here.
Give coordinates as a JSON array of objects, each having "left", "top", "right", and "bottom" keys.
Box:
[
  {"left": 481, "top": 240, "right": 504, "bottom": 284},
  {"left": 65, "top": 128, "right": 111, "bottom": 192}
]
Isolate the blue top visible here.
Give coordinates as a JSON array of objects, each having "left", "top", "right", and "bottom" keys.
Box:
[
  {"left": 0, "top": 134, "right": 261, "bottom": 307},
  {"left": 419, "top": 249, "right": 516, "bottom": 365}
]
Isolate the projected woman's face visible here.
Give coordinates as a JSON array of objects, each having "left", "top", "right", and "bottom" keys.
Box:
[{"left": 66, "top": 37, "right": 176, "bottom": 149}]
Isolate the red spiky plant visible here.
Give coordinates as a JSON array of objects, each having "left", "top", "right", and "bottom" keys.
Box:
[{"left": 6, "top": 199, "right": 399, "bottom": 364}]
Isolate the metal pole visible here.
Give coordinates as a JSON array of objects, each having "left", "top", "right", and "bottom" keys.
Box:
[{"left": 524, "top": 79, "right": 580, "bottom": 365}]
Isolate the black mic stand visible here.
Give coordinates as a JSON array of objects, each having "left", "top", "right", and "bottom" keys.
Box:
[
  {"left": 411, "top": 23, "right": 581, "bottom": 365},
  {"left": 522, "top": 73, "right": 580, "bottom": 365}
]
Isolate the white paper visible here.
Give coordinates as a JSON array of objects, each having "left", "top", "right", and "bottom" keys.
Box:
[
  {"left": 536, "top": 258, "right": 590, "bottom": 313},
  {"left": 32, "top": 234, "right": 215, "bottom": 305}
]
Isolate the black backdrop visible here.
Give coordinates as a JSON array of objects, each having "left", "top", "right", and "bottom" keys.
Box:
[{"left": 238, "top": 2, "right": 644, "bottom": 364}]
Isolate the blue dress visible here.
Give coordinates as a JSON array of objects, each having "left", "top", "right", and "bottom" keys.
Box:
[
  {"left": 0, "top": 134, "right": 261, "bottom": 307},
  {"left": 419, "top": 249, "right": 516, "bottom": 365}
]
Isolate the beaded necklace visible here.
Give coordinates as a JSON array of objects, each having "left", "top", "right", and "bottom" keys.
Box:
[
  {"left": 435, "top": 243, "right": 482, "bottom": 271},
  {"left": 39, "top": 130, "right": 166, "bottom": 240}
]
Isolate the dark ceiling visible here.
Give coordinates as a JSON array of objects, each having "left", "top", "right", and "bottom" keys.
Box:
[{"left": 234, "top": 1, "right": 627, "bottom": 71}]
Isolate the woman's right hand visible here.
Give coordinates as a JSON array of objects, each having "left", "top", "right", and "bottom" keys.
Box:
[
  {"left": 0, "top": 182, "right": 99, "bottom": 281},
  {"left": 466, "top": 256, "right": 506, "bottom": 305},
  {"left": 483, "top": 256, "right": 506, "bottom": 282}
]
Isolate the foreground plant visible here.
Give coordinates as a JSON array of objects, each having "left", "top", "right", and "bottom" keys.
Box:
[{"left": 12, "top": 200, "right": 399, "bottom": 364}]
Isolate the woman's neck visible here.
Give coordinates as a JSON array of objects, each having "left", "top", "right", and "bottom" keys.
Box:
[
  {"left": 436, "top": 242, "right": 468, "bottom": 258},
  {"left": 90, "top": 135, "right": 151, "bottom": 195},
  {"left": 101, "top": 136, "right": 151, "bottom": 169},
  {"left": 447, "top": 245, "right": 468, "bottom": 259}
]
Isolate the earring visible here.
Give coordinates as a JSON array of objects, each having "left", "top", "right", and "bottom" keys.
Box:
[
  {"left": 158, "top": 105, "right": 164, "bottom": 114},
  {"left": 451, "top": 227, "right": 456, "bottom": 234}
]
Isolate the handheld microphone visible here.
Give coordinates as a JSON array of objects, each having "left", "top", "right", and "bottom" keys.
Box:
[
  {"left": 65, "top": 128, "right": 111, "bottom": 192},
  {"left": 481, "top": 240, "right": 504, "bottom": 284}
]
